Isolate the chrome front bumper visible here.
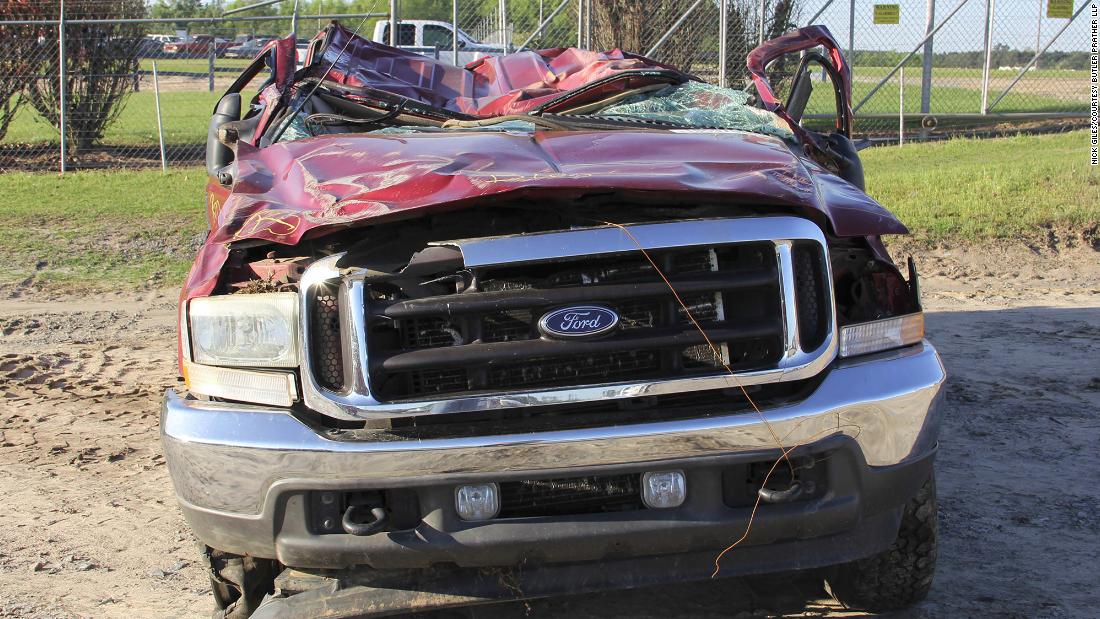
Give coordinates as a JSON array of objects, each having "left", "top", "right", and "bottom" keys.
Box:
[{"left": 162, "top": 342, "right": 944, "bottom": 562}]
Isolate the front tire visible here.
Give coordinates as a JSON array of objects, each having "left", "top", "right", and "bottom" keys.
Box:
[
  {"left": 203, "top": 547, "right": 278, "bottom": 619},
  {"left": 825, "top": 474, "right": 938, "bottom": 612}
]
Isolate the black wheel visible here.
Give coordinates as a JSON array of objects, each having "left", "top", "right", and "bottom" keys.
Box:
[
  {"left": 202, "top": 546, "right": 279, "bottom": 619},
  {"left": 825, "top": 474, "right": 938, "bottom": 612}
]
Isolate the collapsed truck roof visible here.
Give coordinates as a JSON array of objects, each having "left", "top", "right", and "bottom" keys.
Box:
[{"left": 187, "top": 24, "right": 903, "bottom": 299}]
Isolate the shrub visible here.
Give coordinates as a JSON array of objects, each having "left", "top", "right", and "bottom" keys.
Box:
[{"left": 23, "top": 0, "right": 147, "bottom": 150}]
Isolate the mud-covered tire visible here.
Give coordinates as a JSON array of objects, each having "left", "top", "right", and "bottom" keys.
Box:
[
  {"left": 825, "top": 474, "right": 938, "bottom": 612},
  {"left": 202, "top": 547, "right": 278, "bottom": 619}
]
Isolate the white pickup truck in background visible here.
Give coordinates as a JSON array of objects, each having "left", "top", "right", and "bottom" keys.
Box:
[{"left": 369, "top": 19, "right": 507, "bottom": 66}]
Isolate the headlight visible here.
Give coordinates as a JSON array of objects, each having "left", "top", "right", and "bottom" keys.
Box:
[
  {"left": 838, "top": 312, "right": 924, "bottom": 358},
  {"left": 188, "top": 292, "right": 299, "bottom": 367}
]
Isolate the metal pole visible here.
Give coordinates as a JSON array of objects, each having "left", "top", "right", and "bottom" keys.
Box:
[
  {"left": 152, "top": 61, "right": 167, "bottom": 174},
  {"left": 757, "top": 0, "right": 765, "bottom": 45},
  {"left": 920, "top": 0, "right": 935, "bottom": 122},
  {"left": 452, "top": 0, "right": 458, "bottom": 65},
  {"left": 847, "top": 0, "right": 854, "bottom": 65},
  {"left": 584, "top": 0, "right": 591, "bottom": 49},
  {"left": 987, "top": 0, "right": 1089, "bottom": 111},
  {"left": 899, "top": 66, "right": 905, "bottom": 145},
  {"left": 719, "top": 0, "right": 728, "bottom": 88},
  {"left": 58, "top": 0, "right": 66, "bottom": 174},
  {"left": 980, "top": 0, "right": 996, "bottom": 113},
  {"left": 389, "top": 0, "right": 398, "bottom": 46},
  {"left": 499, "top": 0, "right": 509, "bottom": 52},
  {"left": 291, "top": 0, "right": 299, "bottom": 38},
  {"left": 208, "top": 39, "right": 215, "bottom": 92},
  {"left": 518, "top": 0, "right": 572, "bottom": 51},
  {"left": 646, "top": 0, "right": 705, "bottom": 57},
  {"left": 1034, "top": 0, "right": 1042, "bottom": 70},
  {"left": 576, "top": 0, "right": 582, "bottom": 48}
]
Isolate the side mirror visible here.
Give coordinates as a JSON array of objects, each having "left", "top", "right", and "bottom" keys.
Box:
[
  {"left": 206, "top": 93, "right": 241, "bottom": 177},
  {"left": 786, "top": 67, "right": 813, "bottom": 124}
]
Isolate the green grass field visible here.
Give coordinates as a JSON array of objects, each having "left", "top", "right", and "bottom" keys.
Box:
[
  {"left": 0, "top": 131, "right": 1095, "bottom": 291},
  {"left": 0, "top": 169, "right": 209, "bottom": 289},
  {"left": 2, "top": 91, "right": 223, "bottom": 147},
  {"left": 862, "top": 131, "right": 1098, "bottom": 240}
]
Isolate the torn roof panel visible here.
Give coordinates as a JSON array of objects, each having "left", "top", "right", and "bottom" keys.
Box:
[{"left": 306, "top": 22, "right": 691, "bottom": 116}]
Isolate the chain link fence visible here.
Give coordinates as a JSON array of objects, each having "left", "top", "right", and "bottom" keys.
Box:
[{"left": 0, "top": 0, "right": 1091, "bottom": 172}]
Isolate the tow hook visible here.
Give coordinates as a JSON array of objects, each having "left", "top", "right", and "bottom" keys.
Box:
[
  {"left": 758, "top": 481, "right": 806, "bottom": 504},
  {"left": 341, "top": 505, "right": 388, "bottom": 536}
]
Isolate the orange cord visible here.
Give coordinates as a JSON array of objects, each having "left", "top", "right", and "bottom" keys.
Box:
[{"left": 600, "top": 220, "right": 808, "bottom": 578}]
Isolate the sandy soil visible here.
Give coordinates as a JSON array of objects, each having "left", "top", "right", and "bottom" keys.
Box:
[{"left": 1, "top": 242, "right": 1098, "bottom": 619}]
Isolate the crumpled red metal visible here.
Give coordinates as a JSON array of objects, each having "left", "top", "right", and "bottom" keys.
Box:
[
  {"left": 304, "top": 22, "right": 689, "bottom": 117},
  {"left": 182, "top": 26, "right": 905, "bottom": 302}
]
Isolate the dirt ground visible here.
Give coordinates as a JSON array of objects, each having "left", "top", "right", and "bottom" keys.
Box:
[{"left": 1, "top": 240, "right": 1098, "bottom": 619}]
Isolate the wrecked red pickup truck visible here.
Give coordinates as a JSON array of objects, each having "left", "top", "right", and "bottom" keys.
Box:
[{"left": 162, "top": 23, "right": 944, "bottom": 618}]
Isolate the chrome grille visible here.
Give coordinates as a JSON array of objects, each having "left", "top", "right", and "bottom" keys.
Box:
[
  {"left": 311, "top": 289, "right": 344, "bottom": 391},
  {"left": 297, "top": 217, "right": 837, "bottom": 421},
  {"left": 366, "top": 244, "right": 783, "bottom": 400}
]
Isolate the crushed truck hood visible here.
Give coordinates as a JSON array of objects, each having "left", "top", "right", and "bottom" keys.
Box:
[{"left": 185, "top": 128, "right": 905, "bottom": 298}]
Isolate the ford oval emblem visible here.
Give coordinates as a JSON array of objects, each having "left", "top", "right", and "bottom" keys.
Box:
[{"left": 538, "top": 306, "right": 620, "bottom": 339}]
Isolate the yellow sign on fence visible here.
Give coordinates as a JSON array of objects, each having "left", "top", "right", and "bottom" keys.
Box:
[
  {"left": 1046, "top": 0, "right": 1073, "bottom": 18},
  {"left": 873, "top": 4, "right": 901, "bottom": 24}
]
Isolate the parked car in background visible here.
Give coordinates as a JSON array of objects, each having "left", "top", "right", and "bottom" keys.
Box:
[
  {"left": 225, "top": 37, "right": 274, "bottom": 59},
  {"left": 370, "top": 19, "right": 505, "bottom": 65},
  {"left": 171, "top": 25, "right": 944, "bottom": 618},
  {"left": 163, "top": 34, "right": 231, "bottom": 58},
  {"left": 140, "top": 34, "right": 180, "bottom": 57}
]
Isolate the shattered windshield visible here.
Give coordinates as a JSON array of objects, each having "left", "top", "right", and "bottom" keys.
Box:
[
  {"left": 591, "top": 82, "right": 793, "bottom": 140},
  {"left": 275, "top": 82, "right": 793, "bottom": 142}
]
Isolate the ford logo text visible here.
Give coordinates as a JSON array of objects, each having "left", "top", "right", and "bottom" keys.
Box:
[{"left": 538, "top": 306, "right": 620, "bottom": 339}]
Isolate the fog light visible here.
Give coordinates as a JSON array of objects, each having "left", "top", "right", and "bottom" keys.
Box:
[
  {"left": 641, "top": 471, "right": 686, "bottom": 509},
  {"left": 455, "top": 483, "right": 500, "bottom": 521}
]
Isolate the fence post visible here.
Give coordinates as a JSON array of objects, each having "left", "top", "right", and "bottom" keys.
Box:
[
  {"left": 208, "top": 40, "right": 215, "bottom": 92},
  {"left": 980, "top": 0, "right": 996, "bottom": 114},
  {"left": 389, "top": 0, "right": 398, "bottom": 46},
  {"left": 757, "top": 0, "right": 765, "bottom": 45},
  {"left": 576, "top": 0, "right": 582, "bottom": 48},
  {"left": 719, "top": 0, "right": 728, "bottom": 88},
  {"left": 452, "top": 0, "right": 459, "bottom": 65},
  {"left": 291, "top": 0, "right": 299, "bottom": 38},
  {"left": 847, "top": 0, "right": 854, "bottom": 66},
  {"left": 58, "top": 0, "right": 67, "bottom": 174},
  {"left": 152, "top": 61, "right": 167, "bottom": 174},
  {"left": 899, "top": 66, "right": 905, "bottom": 145},
  {"left": 919, "top": 0, "right": 935, "bottom": 137},
  {"left": 498, "top": 0, "right": 509, "bottom": 52},
  {"left": 1034, "top": 0, "right": 1042, "bottom": 70},
  {"left": 584, "top": 0, "right": 591, "bottom": 49}
]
